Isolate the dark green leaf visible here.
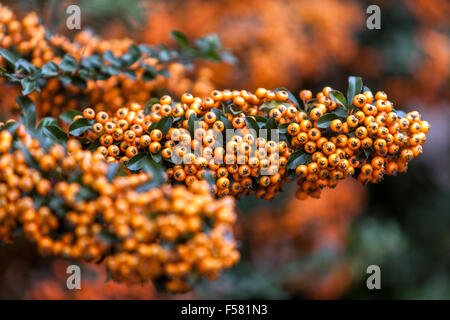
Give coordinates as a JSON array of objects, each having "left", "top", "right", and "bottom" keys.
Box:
[
  {"left": 123, "top": 70, "right": 136, "bottom": 80},
  {"left": 16, "top": 59, "right": 36, "bottom": 73},
  {"left": 275, "top": 88, "right": 300, "bottom": 108},
  {"left": 103, "top": 51, "right": 122, "bottom": 67},
  {"left": 362, "top": 85, "right": 371, "bottom": 93},
  {"left": 17, "top": 96, "right": 37, "bottom": 130},
  {"left": 121, "top": 45, "right": 141, "bottom": 67},
  {"left": 21, "top": 78, "right": 36, "bottom": 95},
  {"left": 59, "top": 74, "right": 72, "bottom": 86},
  {"left": 2, "top": 121, "right": 19, "bottom": 134},
  {"left": 71, "top": 76, "right": 87, "bottom": 90},
  {"left": 80, "top": 55, "right": 102, "bottom": 68},
  {"left": 59, "top": 54, "right": 78, "bottom": 72},
  {"left": 278, "top": 123, "right": 290, "bottom": 134},
  {"left": 14, "top": 141, "right": 39, "bottom": 170},
  {"left": 157, "top": 116, "right": 173, "bottom": 136},
  {"left": 43, "top": 125, "right": 68, "bottom": 144},
  {"left": 287, "top": 150, "right": 312, "bottom": 170},
  {"left": 260, "top": 100, "right": 280, "bottom": 111},
  {"left": 317, "top": 113, "right": 338, "bottom": 128},
  {"left": 144, "top": 97, "right": 160, "bottom": 115},
  {"left": 151, "top": 152, "right": 162, "bottom": 163},
  {"left": 220, "top": 51, "right": 237, "bottom": 64},
  {"left": 69, "top": 118, "right": 92, "bottom": 136},
  {"left": 188, "top": 114, "right": 197, "bottom": 137},
  {"left": 0, "top": 48, "right": 19, "bottom": 65},
  {"left": 59, "top": 110, "right": 82, "bottom": 124},
  {"left": 332, "top": 107, "right": 348, "bottom": 118},
  {"left": 347, "top": 76, "right": 363, "bottom": 109},
  {"left": 265, "top": 117, "right": 277, "bottom": 130},
  {"left": 137, "top": 157, "right": 165, "bottom": 190},
  {"left": 41, "top": 62, "right": 59, "bottom": 77},
  {"left": 254, "top": 116, "right": 268, "bottom": 129},
  {"left": 37, "top": 117, "right": 58, "bottom": 129},
  {"left": 102, "top": 65, "right": 120, "bottom": 76},
  {"left": 75, "top": 186, "right": 98, "bottom": 202},
  {"left": 170, "top": 30, "right": 189, "bottom": 48},
  {"left": 142, "top": 67, "right": 157, "bottom": 81},
  {"left": 329, "top": 90, "right": 348, "bottom": 109},
  {"left": 126, "top": 153, "right": 147, "bottom": 171},
  {"left": 392, "top": 108, "right": 407, "bottom": 118},
  {"left": 106, "top": 163, "right": 120, "bottom": 182},
  {"left": 245, "top": 116, "right": 259, "bottom": 132}
]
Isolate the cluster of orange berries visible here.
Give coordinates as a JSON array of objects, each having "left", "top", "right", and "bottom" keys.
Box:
[
  {"left": 0, "top": 4, "right": 214, "bottom": 118},
  {"left": 72, "top": 83, "right": 428, "bottom": 200},
  {"left": 0, "top": 124, "right": 239, "bottom": 292},
  {"left": 292, "top": 88, "right": 429, "bottom": 199},
  {"left": 74, "top": 90, "right": 295, "bottom": 199}
]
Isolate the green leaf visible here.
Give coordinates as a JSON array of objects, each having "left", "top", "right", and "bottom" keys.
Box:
[
  {"left": 265, "top": 117, "right": 277, "bottom": 130},
  {"left": 43, "top": 125, "right": 68, "bottom": 144},
  {"left": 80, "top": 55, "right": 102, "bottom": 68},
  {"left": 16, "top": 59, "right": 36, "bottom": 73},
  {"left": 219, "top": 51, "right": 237, "bottom": 65},
  {"left": 0, "top": 48, "right": 19, "bottom": 65},
  {"left": 37, "top": 117, "right": 58, "bottom": 129},
  {"left": 75, "top": 186, "right": 98, "bottom": 202},
  {"left": 41, "top": 62, "right": 59, "bottom": 77},
  {"left": 137, "top": 157, "right": 165, "bottom": 190},
  {"left": 144, "top": 97, "right": 160, "bottom": 115},
  {"left": 121, "top": 45, "right": 141, "bottom": 67},
  {"left": 126, "top": 153, "right": 147, "bottom": 171},
  {"left": 275, "top": 88, "right": 300, "bottom": 109},
  {"left": 59, "top": 54, "right": 78, "bottom": 72},
  {"left": 278, "top": 123, "right": 290, "bottom": 134},
  {"left": 331, "top": 107, "right": 348, "bottom": 118},
  {"left": 71, "top": 76, "right": 87, "bottom": 90},
  {"left": 2, "top": 121, "right": 19, "bottom": 134},
  {"left": 59, "top": 110, "right": 82, "bottom": 124},
  {"left": 21, "top": 78, "right": 37, "bottom": 95},
  {"left": 260, "top": 100, "right": 279, "bottom": 111},
  {"left": 17, "top": 96, "right": 37, "bottom": 130},
  {"left": 69, "top": 118, "right": 92, "bottom": 136},
  {"left": 220, "top": 115, "right": 232, "bottom": 129},
  {"left": 151, "top": 152, "right": 162, "bottom": 163},
  {"left": 356, "top": 148, "right": 371, "bottom": 162},
  {"left": 329, "top": 90, "right": 347, "bottom": 109},
  {"left": 103, "top": 51, "right": 122, "bottom": 67},
  {"left": 157, "top": 116, "right": 173, "bottom": 136},
  {"left": 225, "top": 104, "right": 242, "bottom": 116},
  {"left": 254, "top": 116, "right": 268, "bottom": 129},
  {"left": 170, "top": 30, "right": 189, "bottom": 48},
  {"left": 123, "top": 70, "right": 136, "bottom": 80},
  {"left": 14, "top": 141, "right": 39, "bottom": 170},
  {"left": 347, "top": 76, "right": 363, "bottom": 109},
  {"left": 102, "top": 65, "right": 120, "bottom": 76},
  {"left": 317, "top": 113, "right": 338, "bottom": 128},
  {"left": 362, "top": 85, "right": 371, "bottom": 93},
  {"left": 392, "top": 108, "right": 407, "bottom": 118},
  {"left": 142, "top": 66, "right": 157, "bottom": 81},
  {"left": 287, "top": 150, "right": 312, "bottom": 170},
  {"left": 106, "top": 163, "right": 120, "bottom": 182},
  {"left": 59, "top": 74, "right": 72, "bottom": 86},
  {"left": 188, "top": 114, "right": 197, "bottom": 137},
  {"left": 245, "top": 116, "right": 259, "bottom": 132}
]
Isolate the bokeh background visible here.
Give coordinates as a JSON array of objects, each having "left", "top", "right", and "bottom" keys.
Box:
[{"left": 0, "top": 0, "right": 448, "bottom": 299}]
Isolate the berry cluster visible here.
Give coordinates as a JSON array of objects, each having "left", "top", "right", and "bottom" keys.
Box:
[
  {"left": 292, "top": 89, "right": 429, "bottom": 199},
  {"left": 0, "top": 4, "right": 215, "bottom": 118},
  {"left": 0, "top": 125, "right": 239, "bottom": 292},
  {"left": 70, "top": 81, "right": 428, "bottom": 200}
]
